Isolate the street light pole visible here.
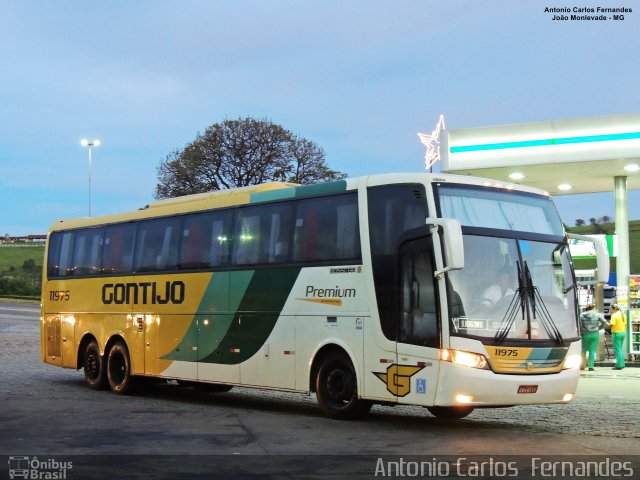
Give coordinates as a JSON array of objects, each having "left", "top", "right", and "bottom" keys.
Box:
[{"left": 81, "top": 139, "right": 100, "bottom": 217}]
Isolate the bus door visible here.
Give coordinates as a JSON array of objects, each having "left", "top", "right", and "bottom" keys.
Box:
[
  {"left": 394, "top": 235, "right": 440, "bottom": 405},
  {"left": 136, "top": 278, "right": 198, "bottom": 381}
]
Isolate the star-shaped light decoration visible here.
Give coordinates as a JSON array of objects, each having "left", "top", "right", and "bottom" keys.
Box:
[{"left": 417, "top": 114, "right": 446, "bottom": 171}]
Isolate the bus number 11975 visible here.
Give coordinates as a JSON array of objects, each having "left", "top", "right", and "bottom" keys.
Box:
[
  {"left": 494, "top": 348, "right": 518, "bottom": 357},
  {"left": 49, "top": 290, "right": 70, "bottom": 301}
]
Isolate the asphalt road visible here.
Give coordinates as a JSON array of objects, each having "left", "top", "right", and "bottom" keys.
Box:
[{"left": 1, "top": 302, "right": 639, "bottom": 479}]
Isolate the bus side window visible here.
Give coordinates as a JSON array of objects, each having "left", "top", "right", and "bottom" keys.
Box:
[
  {"left": 367, "top": 184, "right": 428, "bottom": 341},
  {"left": 134, "top": 218, "right": 181, "bottom": 272},
  {"left": 335, "top": 201, "right": 359, "bottom": 259},
  {"left": 46, "top": 232, "right": 63, "bottom": 278},
  {"left": 180, "top": 220, "right": 206, "bottom": 269},
  {"left": 101, "top": 224, "right": 135, "bottom": 274},
  {"left": 209, "top": 216, "right": 231, "bottom": 266},
  {"left": 180, "top": 210, "right": 232, "bottom": 269},
  {"left": 233, "top": 212, "right": 261, "bottom": 265},
  {"left": 70, "top": 228, "right": 103, "bottom": 275},
  {"left": 58, "top": 232, "right": 75, "bottom": 277},
  {"left": 265, "top": 205, "right": 292, "bottom": 263},
  {"left": 292, "top": 194, "right": 360, "bottom": 263},
  {"left": 292, "top": 204, "right": 318, "bottom": 262},
  {"left": 399, "top": 238, "right": 439, "bottom": 348},
  {"left": 232, "top": 204, "right": 292, "bottom": 266}
]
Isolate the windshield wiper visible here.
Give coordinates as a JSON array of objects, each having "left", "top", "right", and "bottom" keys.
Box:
[
  {"left": 494, "top": 261, "right": 565, "bottom": 346},
  {"left": 494, "top": 262, "right": 526, "bottom": 345},
  {"left": 525, "top": 262, "right": 564, "bottom": 345}
]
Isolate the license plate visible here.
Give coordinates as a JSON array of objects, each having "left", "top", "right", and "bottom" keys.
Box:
[{"left": 518, "top": 385, "right": 538, "bottom": 394}]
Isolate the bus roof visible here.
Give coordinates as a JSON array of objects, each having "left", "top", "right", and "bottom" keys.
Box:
[
  {"left": 48, "top": 182, "right": 298, "bottom": 231},
  {"left": 47, "top": 173, "right": 551, "bottom": 232}
]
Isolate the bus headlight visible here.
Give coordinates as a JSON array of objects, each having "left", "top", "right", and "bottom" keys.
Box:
[
  {"left": 563, "top": 353, "right": 581, "bottom": 370},
  {"left": 441, "top": 349, "right": 489, "bottom": 369}
]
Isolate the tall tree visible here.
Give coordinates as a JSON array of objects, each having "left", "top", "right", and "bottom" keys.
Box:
[{"left": 155, "top": 118, "right": 346, "bottom": 199}]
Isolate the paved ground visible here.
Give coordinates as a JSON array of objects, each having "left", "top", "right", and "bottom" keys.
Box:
[{"left": 1, "top": 302, "right": 639, "bottom": 478}]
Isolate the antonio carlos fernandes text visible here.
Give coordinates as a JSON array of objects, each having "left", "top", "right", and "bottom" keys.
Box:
[{"left": 374, "top": 457, "right": 634, "bottom": 477}]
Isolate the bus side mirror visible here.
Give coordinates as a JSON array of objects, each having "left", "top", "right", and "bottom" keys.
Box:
[
  {"left": 426, "top": 218, "right": 464, "bottom": 278},
  {"left": 568, "top": 233, "right": 610, "bottom": 284}
]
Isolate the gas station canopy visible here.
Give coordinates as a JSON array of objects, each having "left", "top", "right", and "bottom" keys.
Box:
[{"left": 441, "top": 113, "right": 640, "bottom": 195}]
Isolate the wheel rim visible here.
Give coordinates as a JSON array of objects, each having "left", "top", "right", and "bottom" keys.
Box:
[
  {"left": 86, "top": 351, "right": 100, "bottom": 380},
  {"left": 326, "top": 367, "right": 355, "bottom": 407},
  {"left": 109, "top": 351, "right": 126, "bottom": 386}
]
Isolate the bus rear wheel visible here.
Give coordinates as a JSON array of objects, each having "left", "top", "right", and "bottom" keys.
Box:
[
  {"left": 107, "top": 341, "right": 137, "bottom": 395},
  {"left": 83, "top": 340, "right": 107, "bottom": 390},
  {"left": 427, "top": 406, "right": 474, "bottom": 419},
  {"left": 315, "top": 353, "right": 371, "bottom": 420}
]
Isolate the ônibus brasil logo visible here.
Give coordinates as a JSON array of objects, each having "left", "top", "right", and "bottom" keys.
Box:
[{"left": 8, "top": 456, "right": 72, "bottom": 479}]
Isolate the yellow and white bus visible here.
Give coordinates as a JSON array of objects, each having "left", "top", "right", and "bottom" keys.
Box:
[{"left": 41, "top": 173, "right": 608, "bottom": 419}]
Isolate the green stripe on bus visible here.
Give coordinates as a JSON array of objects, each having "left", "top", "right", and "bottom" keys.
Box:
[
  {"left": 249, "top": 180, "right": 347, "bottom": 204},
  {"left": 527, "top": 347, "right": 567, "bottom": 361},
  {"left": 163, "top": 267, "right": 301, "bottom": 365},
  {"left": 292, "top": 180, "right": 347, "bottom": 198},
  {"left": 199, "top": 267, "right": 301, "bottom": 364},
  {"left": 249, "top": 188, "right": 297, "bottom": 203},
  {"left": 162, "top": 270, "right": 254, "bottom": 362}
]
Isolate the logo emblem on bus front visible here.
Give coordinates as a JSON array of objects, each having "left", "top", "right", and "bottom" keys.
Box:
[
  {"left": 526, "top": 361, "right": 534, "bottom": 371},
  {"left": 373, "top": 364, "right": 424, "bottom": 397}
]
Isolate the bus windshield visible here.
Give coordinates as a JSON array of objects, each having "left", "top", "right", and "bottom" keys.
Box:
[
  {"left": 437, "top": 184, "right": 577, "bottom": 344},
  {"left": 437, "top": 184, "right": 564, "bottom": 236},
  {"left": 447, "top": 236, "right": 578, "bottom": 343}
]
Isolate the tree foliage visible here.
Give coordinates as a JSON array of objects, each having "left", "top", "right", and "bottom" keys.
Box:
[
  {"left": 0, "top": 256, "right": 42, "bottom": 297},
  {"left": 575, "top": 216, "right": 614, "bottom": 233},
  {"left": 155, "top": 118, "right": 346, "bottom": 199}
]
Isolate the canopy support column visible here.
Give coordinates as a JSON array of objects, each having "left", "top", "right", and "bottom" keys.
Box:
[{"left": 614, "top": 175, "right": 630, "bottom": 359}]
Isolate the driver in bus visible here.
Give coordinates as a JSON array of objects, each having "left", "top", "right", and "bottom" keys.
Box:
[{"left": 480, "top": 268, "right": 515, "bottom": 310}]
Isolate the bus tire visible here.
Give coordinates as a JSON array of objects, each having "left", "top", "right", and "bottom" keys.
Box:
[
  {"left": 83, "top": 340, "right": 108, "bottom": 390},
  {"left": 427, "top": 406, "right": 474, "bottom": 419},
  {"left": 107, "top": 341, "right": 137, "bottom": 395},
  {"left": 315, "top": 352, "right": 371, "bottom": 420}
]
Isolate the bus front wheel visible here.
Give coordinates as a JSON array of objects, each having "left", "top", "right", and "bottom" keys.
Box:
[
  {"left": 427, "top": 406, "right": 474, "bottom": 419},
  {"left": 83, "top": 340, "right": 107, "bottom": 390},
  {"left": 107, "top": 341, "right": 137, "bottom": 395},
  {"left": 315, "top": 353, "right": 371, "bottom": 420}
]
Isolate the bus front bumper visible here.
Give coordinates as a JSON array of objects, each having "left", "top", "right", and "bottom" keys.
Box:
[{"left": 434, "top": 362, "right": 580, "bottom": 407}]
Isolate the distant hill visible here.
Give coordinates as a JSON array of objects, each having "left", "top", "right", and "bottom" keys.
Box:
[{"left": 0, "top": 244, "right": 45, "bottom": 271}]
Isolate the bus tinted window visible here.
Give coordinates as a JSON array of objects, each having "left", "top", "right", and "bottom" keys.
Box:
[
  {"left": 180, "top": 210, "right": 232, "bottom": 269},
  {"left": 367, "top": 184, "right": 428, "bottom": 341},
  {"left": 70, "top": 228, "right": 103, "bottom": 275},
  {"left": 101, "top": 223, "right": 136, "bottom": 274},
  {"left": 292, "top": 194, "right": 360, "bottom": 262},
  {"left": 233, "top": 203, "right": 293, "bottom": 265},
  {"left": 135, "top": 218, "right": 182, "bottom": 272},
  {"left": 58, "top": 232, "right": 75, "bottom": 277},
  {"left": 47, "top": 191, "right": 362, "bottom": 278},
  {"left": 46, "top": 232, "right": 62, "bottom": 278}
]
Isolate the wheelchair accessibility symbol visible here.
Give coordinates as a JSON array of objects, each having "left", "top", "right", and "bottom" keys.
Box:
[{"left": 416, "top": 378, "right": 426, "bottom": 394}]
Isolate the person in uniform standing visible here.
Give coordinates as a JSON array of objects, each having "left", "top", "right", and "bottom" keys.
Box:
[
  {"left": 579, "top": 304, "right": 607, "bottom": 371},
  {"left": 609, "top": 304, "right": 627, "bottom": 370}
]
